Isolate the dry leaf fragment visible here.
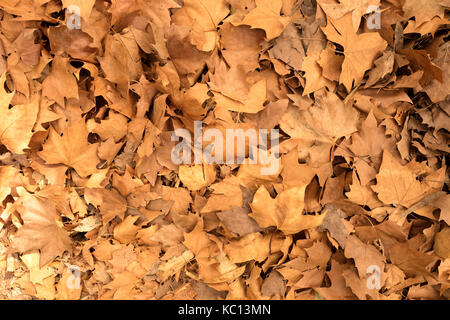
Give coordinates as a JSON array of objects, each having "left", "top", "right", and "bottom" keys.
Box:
[
  {"left": 0, "top": 165, "right": 20, "bottom": 202},
  {"left": 158, "top": 250, "right": 194, "bottom": 282},
  {"left": 172, "top": 0, "right": 229, "bottom": 52},
  {"left": 317, "top": 0, "right": 381, "bottom": 33},
  {"left": 269, "top": 23, "right": 305, "bottom": 70},
  {"left": 365, "top": 51, "right": 394, "bottom": 88},
  {"left": 213, "top": 79, "right": 267, "bottom": 114},
  {"left": 61, "top": 0, "right": 95, "bottom": 23},
  {"left": 201, "top": 176, "right": 243, "bottom": 213},
  {"left": 20, "top": 251, "right": 54, "bottom": 285},
  {"left": 318, "top": 204, "right": 353, "bottom": 248},
  {"left": 318, "top": 45, "right": 344, "bottom": 82},
  {"left": 84, "top": 188, "right": 127, "bottom": 224},
  {"left": 434, "top": 228, "right": 450, "bottom": 259},
  {"left": 403, "top": 0, "right": 446, "bottom": 26},
  {"left": 56, "top": 266, "right": 82, "bottom": 300},
  {"left": 224, "top": 232, "right": 270, "bottom": 263},
  {"left": 261, "top": 270, "right": 286, "bottom": 297}
]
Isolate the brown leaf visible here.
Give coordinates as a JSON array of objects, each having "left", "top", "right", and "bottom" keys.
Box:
[
  {"left": 0, "top": 74, "right": 38, "bottom": 154},
  {"left": 38, "top": 120, "right": 100, "bottom": 178},
  {"left": 12, "top": 195, "right": 72, "bottom": 267},
  {"left": 321, "top": 12, "right": 387, "bottom": 91},
  {"left": 217, "top": 206, "right": 262, "bottom": 237}
]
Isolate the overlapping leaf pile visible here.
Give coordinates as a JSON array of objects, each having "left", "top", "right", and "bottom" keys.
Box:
[{"left": 0, "top": 0, "right": 449, "bottom": 300}]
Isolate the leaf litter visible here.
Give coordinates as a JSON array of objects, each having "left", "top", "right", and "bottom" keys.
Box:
[{"left": 0, "top": 0, "right": 449, "bottom": 300}]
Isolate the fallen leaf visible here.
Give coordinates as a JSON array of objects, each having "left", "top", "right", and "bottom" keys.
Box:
[
  {"left": 237, "top": 0, "right": 291, "bottom": 41},
  {"left": 12, "top": 195, "right": 72, "bottom": 267},
  {"left": 38, "top": 120, "right": 100, "bottom": 178},
  {"left": 321, "top": 12, "right": 387, "bottom": 91}
]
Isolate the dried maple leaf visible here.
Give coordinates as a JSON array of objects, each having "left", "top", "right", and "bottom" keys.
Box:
[
  {"left": 0, "top": 74, "right": 38, "bottom": 154},
  {"left": 41, "top": 56, "right": 78, "bottom": 107},
  {"left": 84, "top": 188, "right": 127, "bottom": 224},
  {"left": 236, "top": 0, "right": 291, "bottom": 41},
  {"left": 398, "top": 49, "right": 443, "bottom": 86},
  {"left": 279, "top": 90, "right": 359, "bottom": 166},
  {"left": 346, "top": 172, "right": 383, "bottom": 209},
  {"left": 317, "top": 0, "right": 381, "bottom": 33},
  {"left": 213, "top": 79, "right": 267, "bottom": 113},
  {"left": 48, "top": 26, "right": 98, "bottom": 63},
  {"left": 250, "top": 185, "right": 325, "bottom": 234},
  {"left": 224, "top": 232, "right": 270, "bottom": 263},
  {"left": 423, "top": 42, "right": 450, "bottom": 102},
  {"left": 13, "top": 28, "right": 42, "bottom": 67},
  {"left": 301, "top": 50, "right": 334, "bottom": 95},
  {"left": 174, "top": 82, "right": 210, "bottom": 120},
  {"left": 12, "top": 195, "right": 72, "bottom": 267},
  {"left": 171, "top": 0, "right": 229, "bottom": 52},
  {"left": 208, "top": 61, "right": 251, "bottom": 101},
  {"left": 280, "top": 148, "right": 316, "bottom": 189},
  {"left": 344, "top": 235, "right": 386, "bottom": 279},
  {"left": 1, "top": 0, "right": 449, "bottom": 301},
  {"left": 113, "top": 215, "right": 140, "bottom": 244},
  {"left": 38, "top": 119, "right": 100, "bottom": 178},
  {"left": 321, "top": 12, "right": 387, "bottom": 91},
  {"left": 389, "top": 241, "right": 436, "bottom": 278},
  {"left": 161, "top": 186, "right": 192, "bottom": 215},
  {"left": 178, "top": 164, "right": 216, "bottom": 191},
  {"left": 98, "top": 33, "right": 143, "bottom": 100},
  {"left": 338, "top": 111, "right": 397, "bottom": 185},
  {"left": 200, "top": 176, "right": 243, "bottom": 213},
  {"left": 371, "top": 151, "right": 446, "bottom": 208}
]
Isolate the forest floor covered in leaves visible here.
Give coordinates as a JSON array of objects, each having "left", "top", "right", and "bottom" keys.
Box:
[{"left": 0, "top": 0, "right": 449, "bottom": 300}]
